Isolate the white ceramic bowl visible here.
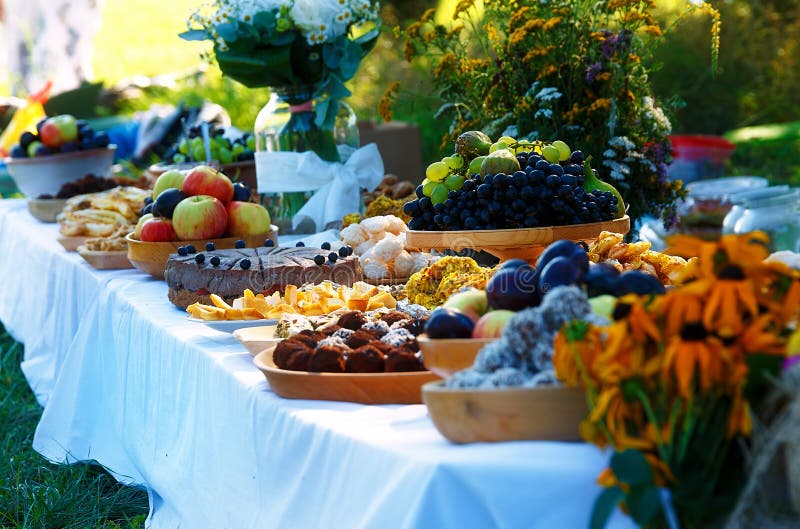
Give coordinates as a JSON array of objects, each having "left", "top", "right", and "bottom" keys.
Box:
[{"left": 4, "top": 146, "right": 116, "bottom": 197}]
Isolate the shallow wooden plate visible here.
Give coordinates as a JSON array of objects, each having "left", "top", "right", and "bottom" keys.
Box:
[
  {"left": 77, "top": 246, "right": 133, "bottom": 270},
  {"left": 405, "top": 216, "right": 630, "bottom": 262},
  {"left": 417, "top": 336, "right": 496, "bottom": 378},
  {"left": 363, "top": 275, "right": 410, "bottom": 287},
  {"left": 253, "top": 346, "right": 440, "bottom": 404},
  {"left": 27, "top": 198, "right": 67, "bottom": 222},
  {"left": 233, "top": 325, "right": 280, "bottom": 356},
  {"left": 422, "top": 381, "right": 588, "bottom": 444},
  {"left": 58, "top": 235, "right": 91, "bottom": 252}
]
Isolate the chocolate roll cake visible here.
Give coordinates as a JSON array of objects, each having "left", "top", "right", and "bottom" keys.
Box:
[{"left": 165, "top": 246, "right": 363, "bottom": 308}]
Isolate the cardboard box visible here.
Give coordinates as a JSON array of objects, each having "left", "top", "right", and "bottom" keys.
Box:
[{"left": 358, "top": 121, "right": 424, "bottom": 184}]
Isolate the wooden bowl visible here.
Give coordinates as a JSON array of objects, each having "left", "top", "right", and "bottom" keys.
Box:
[
  {"left": 233, "top": 325, "right": 281, "bottom": 356},
  {"left": 417, "top": 336, "right": 496, "bottom": 378},
  {"left": 405, "top": 216, "right": 630, "bottom": 262},
  {"left": 57, "top": 235, "right": 91, "bottom": 252},
  {"left": 77, "top": 246, "right": 133, "bottom": 270},
  {"left": 422, "top": 381, "right": 588, "bottom": 444},
  {"left": 27, "top": 198, "right": 67, "bottom": 222},
  {"left": 5, "top": 147, "right": 116, "bottom": 197},
  {"left": 126, "top": 226, "right": 279, "bottom": 279},
  {"left": 253, "top": 346, "right": 440, "bottom": 404}
]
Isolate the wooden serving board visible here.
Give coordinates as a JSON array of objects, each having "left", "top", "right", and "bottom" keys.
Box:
[
  {"left": 233, "top": 325, "right": 281, "bottom": 356},
  {"left": 422, "top": 381, "right": 588, "bottom": 443},
  {"left": 253, "top": 346, "right": 440, "bottom": 404},
  {"left": 77, "top": 246, "right": 133, "bottom": 270},
  {"left": 405, "top": 216, "right": 630, "bottom": 262},
  {"left": 57, "top": 236, "right": 91, "bottom": 252}
]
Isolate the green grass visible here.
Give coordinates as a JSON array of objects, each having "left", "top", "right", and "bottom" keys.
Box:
[{"left": 0, "top": 324, "right": 149, "bottom": 529}]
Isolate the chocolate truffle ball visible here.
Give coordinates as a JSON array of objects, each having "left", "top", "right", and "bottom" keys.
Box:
[
  {"left": 346, "top": 344, "right": 386, "bottom": 373},
  {"left": 309, "top": 345, "right": 347, "bottom": 373},
  {"left": 384, "top": 351, "right": 424, "bottom": 372},
  {"left": 337, "top": 310, "right": 368, "bottom": 331},
  {"left": 274, "top": 340, "right": 314, "bottom": 370},
  {"left": 346, "top": 329, "right": 379, "bottom": 349},
  {"left": 380, "top": 310, "right": 411, "bottom": 326},
  {"left": 284, "top": 349, "right": 313, "bottom": 371}
]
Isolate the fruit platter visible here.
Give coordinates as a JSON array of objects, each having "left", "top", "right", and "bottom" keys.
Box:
[
  {"left": 403, "top": 132, "right": 630, "bottom": 262},
  {"left": 127, "top": 164, "right": 277, "bottom": 278},
  {"left": 4, "top": 114, "right": 116, "bottom": 198}
]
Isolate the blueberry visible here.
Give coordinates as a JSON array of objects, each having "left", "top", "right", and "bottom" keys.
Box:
[
  {"left": 338, "top": 246, "right": 349, "bottom": 258},
  {"left": 186, "top": 245, "right": 197, "bottom": 254},
  {"left": 296, "top": 241, "right": 305, "bottom": 247},
  {"left": 19, "top": 131, "right": 36, "bottom": 149},
  {"left": 9, "top": 145, "right": 26, "bottom": 158},
  {"left": 195, "top": 253, "right": 205, "bottom": 264},
  {"left": 205, "top": 242, "right": 216, "bottom": 251},
  {"left": 235, "top": 239, "right": 245, "bottom": 249},
  {"left": 321, "top": 242, "right": 331, "bottom": 250},
  {"left": 328, "top": 252, "right": 338, "bottom": 263},
  {"left": 177, "top": 246, "right": 188, "bottom": 256},
  {"left": 314, "top": 255, "right": 326, "bottom": 265},
  {"left": 264, "top": 239, "right": 275, "bottom": 247},
  {"left": 343, "top": 246, "right": 353, "bottom": 256},
  {"left": 210, "top": 256, "right": 220, "bottom": 266},
  {"left": 239, "top": 258, "right": 251, "bottom": 270}
]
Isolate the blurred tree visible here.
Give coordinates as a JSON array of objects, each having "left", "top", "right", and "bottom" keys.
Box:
[{"left": 651, "top": 0, "right": 800, "bottom": 134}]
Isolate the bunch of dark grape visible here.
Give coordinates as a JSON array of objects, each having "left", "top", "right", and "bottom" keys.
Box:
[{"left": 403, "top": 148, "right": 618, "bottom": 231}]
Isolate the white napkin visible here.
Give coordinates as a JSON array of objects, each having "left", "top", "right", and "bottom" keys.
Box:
[{"left": 255, "top": 143, "right": 384, "bottom": 231}]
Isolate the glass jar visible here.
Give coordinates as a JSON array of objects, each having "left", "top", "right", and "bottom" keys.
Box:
[
  {"left": 254, "top": 86, "right": 359, "bottom": 233},
  {"left": 721, "top": 185, "right": 790, "bottom": 234},
  {"left": 733, "top": 189, "right": 800, "bottom": 252}
]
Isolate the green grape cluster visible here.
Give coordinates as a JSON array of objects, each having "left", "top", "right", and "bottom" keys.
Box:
[
  {"left": 169, "top": 125, "right": 256, "bottom": 165},
  {"left": 420, "top": 154, "right": 467, "bottom": 205}
]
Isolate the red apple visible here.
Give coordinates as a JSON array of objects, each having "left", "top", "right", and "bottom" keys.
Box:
[
  {"left": 226, "top": 201, "right": 271, "bottom": 237},
  {"left": 39, "top": 115, "right": 78, "bottom": 149},
  {"left": 172, "top": 195, "right": 228, "bottom": 240},
  {"left": 472, "top": 310, "right": 516, "bottom": 339},
  {"left": 133, "top": 213, "right": 154, "bottom": 239},
  {"left": 139, "top": 218, "right": 177, "bottom": 242},
  {"left": 181, "top": 165, "right": 234, "bottom": 203},
  {"left": 443, "top": 289, "right": 489, "bottom": 322}
]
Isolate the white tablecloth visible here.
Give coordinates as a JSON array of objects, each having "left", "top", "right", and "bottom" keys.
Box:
[{"left": 0, "top": 199, "right": 635, "bottom": 529}]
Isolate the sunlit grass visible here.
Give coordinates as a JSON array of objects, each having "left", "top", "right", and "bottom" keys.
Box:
[{"left": 0, "top": 325, "right": 149, "bottom": 528}]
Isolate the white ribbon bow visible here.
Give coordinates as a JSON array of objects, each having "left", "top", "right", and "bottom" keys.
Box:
[{"left": 255, "top": 143, "right": 384, "bottom": 231}]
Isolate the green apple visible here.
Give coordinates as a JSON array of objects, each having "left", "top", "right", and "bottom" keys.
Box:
[
  {"left": 153, "top": 170, "right": 186, "bottom": 200},
  {"left": 133, "top": 213, "right": 154, "bottom": 240},
  {"left": 225, "top": 201, "right": 271, "bottom": 237}
]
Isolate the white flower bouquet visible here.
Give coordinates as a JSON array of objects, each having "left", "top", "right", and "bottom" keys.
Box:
[{"left": 180, "top": 0, "right": 380, "bottom": 128}]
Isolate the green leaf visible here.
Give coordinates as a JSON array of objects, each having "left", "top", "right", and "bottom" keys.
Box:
[
  {"left": 354, "top": 27, "right": 380, "bottom": 57},
  {"left": 216, "top": 22, "right": 239, "bottom": 43},
  {"left": 322, "top": 45, "right": 342, "bottom": 69},
  {"left": 253, "top": 10, "right": 277, "bottom": 36},
  {"left": 215, "top": 45, "right": 294, "bottom": 88},
  {"left": 178, "top": 29, "right": 209, "bottom": 42},
  {"left": 590, "top": 486, "right": 625, "bottom": 529},
  {"left": 610, "top": 450, "right": 653, "bottom": 486},
  {"left": 744, "top": 353, "right": 783, "bottom": 403},
  {"left": 434, "top": 103, "right": 457, "bottom": 120},
  {"left": 626, "top": 486, "right": 662, "bottom": 525}
]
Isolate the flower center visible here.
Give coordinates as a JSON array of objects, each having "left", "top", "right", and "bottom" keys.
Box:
[
  {"left": 680, "top": 322, "right": 708, "bottom": 341},
  {"left": 718, "top": 264, "right": 745, "bottom": 280},
  {"left": 612, "top": 302, "right": 632, "bottom": 321}
]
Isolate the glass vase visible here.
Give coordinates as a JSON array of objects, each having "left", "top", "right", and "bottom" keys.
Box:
[{"left": 254, "top": 86, "right": 359, "bottom": 234}]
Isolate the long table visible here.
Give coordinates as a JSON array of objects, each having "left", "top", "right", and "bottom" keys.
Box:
[{"left": 0, "top": 199, "right": 634, "bottom": 529}]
